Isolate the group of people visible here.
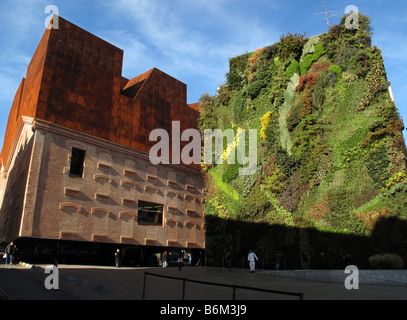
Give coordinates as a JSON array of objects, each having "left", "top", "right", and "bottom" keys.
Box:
[
  {"left": 114, "top": 249, "right": 195, "bottom": 270},
  {"left": 117, "top": 248, "right": 260, "bottom": 272}
]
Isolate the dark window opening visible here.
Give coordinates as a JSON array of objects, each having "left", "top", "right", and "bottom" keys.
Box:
[
  {"left": 138, "top": 201, "right": 163, "bottom": 226},
  {"left": 70, "top": 148, "right": 85, "bottom": 177}
]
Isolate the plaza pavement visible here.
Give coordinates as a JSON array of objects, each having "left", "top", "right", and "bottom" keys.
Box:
[{"left": 0, "top": 263, "right": 406, "bottom": 300}]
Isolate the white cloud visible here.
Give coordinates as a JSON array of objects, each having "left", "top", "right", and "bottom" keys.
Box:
[{"left": 100, "top": 0, "right": 280, "bottom": 101}]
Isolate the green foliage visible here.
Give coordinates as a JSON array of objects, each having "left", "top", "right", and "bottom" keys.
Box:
[
  {"left": 328, "top": 65, "right": 342, "bottom": 78},
  {"left": 226, "top": 72, "right": 244, "bottom": 91},
  {"left": 365, "top": 141, "right": 390, "bottom": 187},
  {"left": 299, "top": 42, "right": 325, "bottom": 75},
  {"left": 222, "top": 162, "right": 241, "bottom": 183},
  {"left": 291, "top": 114, "right": 323, "bottom": 159},
  {"left": 246, "top": 79, "right": 266, "bottom": 99},
  {"left": 334, "top": 43, "right": 358, "bottom": 69},
  {"left": 358, "top": 47, "right": 388, "bottom": 110},
  {"left": 286, "top": 100, "right": 302, "bottom": 131},
  {"left": 230, "top": 91, "right": 246, "bottom": 122},
  {"left": 300, "top": 36, "right": 321, "bottom": 62},
  {"left": 231, "top": 166, "right": 262, "bottom": 198},
  {"left": 369, "top": 253, "right": 404, "bottom": 269},
  {"left": 348, "top": 50, "right": 370, "bottom": 78},
  {"left": 261, "top": 167, "right": 287, "bottom": 196},
  {"left": 210, "top": 168, "right": 240, "bottom": 201},
  {"left": 199, "top": 13, "right": 407, "bottom": 269},
  {"left": 277, "top": 32, "right": 306, "bottom": 61},
  {"left": 286, "top": 60, "right": 300, "bottom": 78},
  {"left": 279, "top": 73, "right": 299, "bottom": 154},
  {"left": 198, "top": 93, "right": 218, "bottom": 132}
]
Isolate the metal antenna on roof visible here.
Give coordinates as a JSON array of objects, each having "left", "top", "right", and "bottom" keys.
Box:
[{"left": 315, "top": 0, "right": 339, "bottom": 28}]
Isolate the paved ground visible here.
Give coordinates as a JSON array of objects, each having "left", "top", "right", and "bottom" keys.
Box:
[{"left": 0, "top": 263, "right": 406, "bottom": 300}]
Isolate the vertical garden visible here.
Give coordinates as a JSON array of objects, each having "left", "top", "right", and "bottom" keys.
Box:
[{"left": 199, "top": 13, "right": 407, "bottom": 269}]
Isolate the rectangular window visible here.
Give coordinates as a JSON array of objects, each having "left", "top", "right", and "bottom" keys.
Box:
[
  {"left": 137, "top": 201, "right": 163, "bottom": 226},
  {"left": 70, "top": 147, "right": 85, "bottom": 177}
]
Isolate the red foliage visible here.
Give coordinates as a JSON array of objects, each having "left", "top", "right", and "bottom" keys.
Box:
[
  {"left": 307, "top": 194, "right": 329, "bottom": 220},
  {"left": 310, "top": 62, "right": 330, "bottom": 73},
  {"left": 296, "top": 73, "right": 318, "bottom": 92}
]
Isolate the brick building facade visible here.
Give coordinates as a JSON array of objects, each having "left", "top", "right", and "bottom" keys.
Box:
[{"left": 0, "top": 17, "right": 205, "bottom": 266}]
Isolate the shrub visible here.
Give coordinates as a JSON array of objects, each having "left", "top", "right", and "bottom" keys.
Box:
[
  {"left": 300, "top": 42, "right": 325, "bottom": 75},
  {"left": 300, "top": 87, "right": 313, "bottom": 116},
  {"left": 279, "top": 73, "right": 299, "bottom": 155},
  {"left": 260, "top": 111, "right": 273, "bottom": 140},
  {"left": 230, "top": 91, "right": 246, "bottom": 122},
  {"left": 358, "top": 48, "right": 387, "bottom": 110},
  {"left": 307, "top": 194, "right": 329, "bottom": 220},
  {"left": 381, "top": 170, "right": 407, "bottom": 196},
  {"left": 342, "top": 71, "right": 357, "bottom": 84},
  {"left": 300, "top": 36, "right": 321, "bottom": 62},
  {"left": 248, "top": 48, "right": 264, "bottom": 66},
  {"left": 364, "top": 141, "right": 390, "bottom": 187},
  {"left": 260, "top": 167, "right": 287, "bottom": 196},
  {"left": 353, "top": 208, "right": 391, "bottom": 231},
  {"left": 312, "top": 85, "right": 325, "bottom": 113},
  {"left": 222, "top": 162, "right": 241, "bottom": 183},
  {"left": 328, "top": 65, "right": 342, "bottom": 78},
  {"left": 310, "top": 62, "right": 330, "bottom": 73},
  {"left": 286, "top": 101, "right": 303, "bottom": 131},
  {"left": 334, "top": 43, "right": 357, "bottom": 69},
  {"left": 226, "top": 72, "right": 244, "bottom": 91},
  {"left": 348, "top": 50, "right": 370, "bottom": 78},
  {"left": 246, "top": 79, "right": 265, "bottom": 98},
  {"left": 296, "top": 73, "right": 318, "bottom": 92},
  {"left": 277, "top": 32, "right": 307, "bottom": 61},
  {"left": 286, "top": 60, "right": 300, "bottom": 78},
  {"left": 229, "top": 53, "right": 249, "bottom": 75},
  {"left": 369, "top": 253, "right": 404, "bottom": 269},
  {"left": 198, "top": 93, "right": 218, "bottom": 132}
]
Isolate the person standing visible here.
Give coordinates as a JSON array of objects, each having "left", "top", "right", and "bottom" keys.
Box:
[
  {"left": 225, "top": 251, "right": 231, "bottom": 271},
  {"left": 320, "top": 251, "right": 328, "bottom": 269},
  {"left": 115, "top": 249, "right": 121, "bottom": 268},
  {"left": 5, "top": 242, "right": 14, "bottom": 265},
  {"left": 248, "top": 250, "right": 258, "bottom": 273},
  {"left": 178, "top": 251, "right": 184, "bottom": 271}
]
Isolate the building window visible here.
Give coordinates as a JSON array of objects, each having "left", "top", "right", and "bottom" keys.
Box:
[
  {"left": 137, "top": 201, "right": 163, "bottom": 226},
  {"left": 70, "top": 147, "right": 85, "bottom": 177}
]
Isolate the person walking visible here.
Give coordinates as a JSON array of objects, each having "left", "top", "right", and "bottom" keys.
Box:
[
  {"left": 248, "top": 249, "right": 258, "bottom": 273},
  {"left": 5, "top": 242, "right": 14, "bottom": 265},
  {"left": 162, "top": 251, "right": 168, "bottom": 268},
  {"left": 196, "top": 251, "right": 203, "bottom": 266}
]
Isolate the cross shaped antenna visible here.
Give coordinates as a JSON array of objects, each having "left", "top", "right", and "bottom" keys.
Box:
[{"left": 315, "top": 0, "right": 339, "bottom": 28}]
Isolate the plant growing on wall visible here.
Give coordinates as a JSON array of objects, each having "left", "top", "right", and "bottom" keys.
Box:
[{"left": 199, "top": 12, "right": 407, "bottom": 269}]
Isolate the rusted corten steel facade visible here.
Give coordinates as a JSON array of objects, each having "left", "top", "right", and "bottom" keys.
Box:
[{"left": 0, "top": 17, "right": 205, "bottom": 264}]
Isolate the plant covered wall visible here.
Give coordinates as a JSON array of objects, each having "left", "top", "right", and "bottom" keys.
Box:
[{"left": 199, "top": 13, "right": 407, "bottom": 269}]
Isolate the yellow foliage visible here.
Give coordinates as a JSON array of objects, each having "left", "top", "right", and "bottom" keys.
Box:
[
  {"left": 353, "top": 208, "right": 390, "bottom": 231},
  {"left": 248, "top": 48, "right": 264, "bottom": 66},
  {"left": 260, "top": 111, "right": 273, "bottom": 140},
  {"left": 222, "top": 127, "right": 244, "bottom": 161}
]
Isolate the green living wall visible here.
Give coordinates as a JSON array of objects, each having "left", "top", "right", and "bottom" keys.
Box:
[{"left": 199, "top": 13, "right": 407, "bottom": 269}]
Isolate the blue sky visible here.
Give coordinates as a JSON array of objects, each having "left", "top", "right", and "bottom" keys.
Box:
[{"left": 0, "top": 0, "right": 406, "bottom": 151}]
